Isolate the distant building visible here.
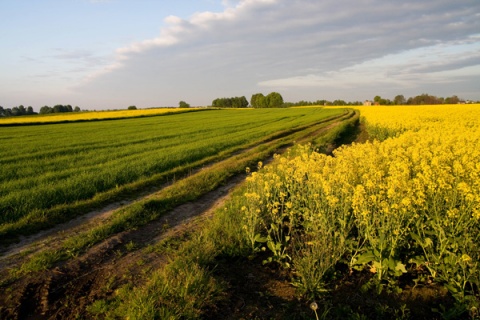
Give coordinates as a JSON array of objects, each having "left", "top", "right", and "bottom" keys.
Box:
[{"left": 363, "top": 100, "right": 372, "bottom": 106}]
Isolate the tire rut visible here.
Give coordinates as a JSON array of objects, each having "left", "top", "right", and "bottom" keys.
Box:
[
  {"left": 0, "top": 112, "right": 359, "bottom": 319},
  {"left": 0, "top": 110, "right": 352, "bottom": 263}
]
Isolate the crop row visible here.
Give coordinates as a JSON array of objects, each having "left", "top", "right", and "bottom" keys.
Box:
[{"left": 0, "top": 108, "right": 343, "bottom": 240}]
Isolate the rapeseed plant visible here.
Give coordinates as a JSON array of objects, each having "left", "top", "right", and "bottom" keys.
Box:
[{"left": 240, "top": 104, "right": 480, "bottom": 305}]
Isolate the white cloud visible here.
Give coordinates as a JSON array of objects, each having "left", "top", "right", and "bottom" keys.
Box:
[
  {"left": 75, "top": 0, "right": 480, "bottom": 107},
  {"left": 259, "top": 39, "right": 480, "bottom": 88}
]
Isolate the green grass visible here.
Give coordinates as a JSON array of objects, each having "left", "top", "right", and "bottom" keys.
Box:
[
  {"left": 0, "top": 108, "right": 345, "bottom": 242},
  {"left": 12, "top": 110, "right": 354, "bottom": 276}
]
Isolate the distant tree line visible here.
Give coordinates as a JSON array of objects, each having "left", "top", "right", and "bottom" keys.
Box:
[
  {"left": 211, "top": 93, "right": 287, "bottom": 108},
  {"left": 2, "top": 92, "right": 476, "bottom": 118},
  {"left": 0, "top": 104, "right": 86, "bottom": 117},
  {"left": 178, "top": 101, "right": 191, "bottom": 108},
  {"left": 284, "top": 99, "right": 363, "bottom": 107},
  {"left": 0, "top": 105, "right": 36, "bottom": 117},
  {"left": 283, "top": 93, "right": 475, "bottom": 107},
  {"left": 371, "top": 94, "right": 469, "bottom": 105},
  {"left": 211, "top": 96, "right": 249, "bottom": 108},
  {"left": 39, "top": 105, "right": 81, "bottom": 114}
]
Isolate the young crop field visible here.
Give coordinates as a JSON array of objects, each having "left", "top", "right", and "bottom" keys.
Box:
[
  {"left": 0, "top": 107, "right": 346, "bottom": 243},
  {"left": 0, "top": 107, "right": 194, "bottom": 125}
]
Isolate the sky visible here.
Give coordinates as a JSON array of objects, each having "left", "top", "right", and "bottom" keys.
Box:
[{"left": 1, "top": 0, "right": 479, "bottom": 110}]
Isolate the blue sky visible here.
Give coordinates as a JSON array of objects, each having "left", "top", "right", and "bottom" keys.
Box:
[{"left": 1, "top": 0, "right": 479, "bottom": 110}]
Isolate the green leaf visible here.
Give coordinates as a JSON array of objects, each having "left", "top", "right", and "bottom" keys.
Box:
[
  {"left": 444, "top": 283, "right": 460, "bottom": 294},
  {"left": 395, "top": 262, "right": 407, "bottom": 273},
  {"left": 387, "top": 257, "right": 396, "bottom": 271},
  {"left": 409, "top": 255, "right": 426, "bottom": 266},
  {"left": 424, "top": 237, "right": 433, "bottom": 248},
  {"left": 410, "top": 232, "right": 423, "bottom": 245},
  {"left": 254, "top": 234, "right": 267, "bottom": 243},
  {"left": 391, "top": 260, "right": 407, "bottom": 276},
  {"left": 410, "top": 233, "right": 433, "bottom": 248},
  {"left": 355, "top": 250, "right": 376, "bottom": 265},
  {"left": 267, "top": 240, "right": 276, "bottom": 253}
]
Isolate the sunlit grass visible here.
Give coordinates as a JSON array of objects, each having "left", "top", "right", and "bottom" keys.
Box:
[{"left": 0, "top": 107, "right": 346, "bottom": 242}]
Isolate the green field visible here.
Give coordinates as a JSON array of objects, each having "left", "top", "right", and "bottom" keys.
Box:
[{"left": 0, "top": 107, "right": 346, "bottom": 242}]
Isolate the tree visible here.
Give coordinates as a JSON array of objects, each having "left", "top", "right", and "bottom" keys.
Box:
[
  {"left": 332, "top": 99, "right": 347, "bottom": 106},
  {"left": 266, "top": 92, "right": 284, "bottom": 108},
  {"left": 250, "top": 93, "right": 266, "bottom": 108},
  {"left": 128, "top": 105, "right": 137, "bottom": 110},
  {"left": 407, "top": 93, "right": 441, "bottom": 105},
  {"left": 18, "top": 105, "right": 27, "bottom": 115},
  {"left": 26, "top": 106, "right": 35, "bottom": 114},
  {"left": 445, "top": 95, "right": 459, "bottom": 104},
  {"left": 11, "top": 107, "right": 20, "bottom": 116},
  {"left": 394, "top": 95, "right": 406, "bottom": 105},
  {"left": 40, "top": 106, "right": 53, "bottom": 114},
  {"left": 212, "top": 96, "right": 248, "bottom": 108},
  {"left": 251, "top": 92, "right": 284, "bottom": 108},
  {"left": 53, "top": 105, "right": 63, "bottom": 113},
  {"left": 74, "top": 106, "right": 81, "bottom": 112},
  {"left": 232, "top": 96, "right": 249, "bottom": 108},
  {"left": 179, "top": 101, "right": 190, "bottom": 108}
]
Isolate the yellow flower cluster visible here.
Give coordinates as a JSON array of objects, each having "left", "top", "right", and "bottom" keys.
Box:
[
  {"left": 352, "top": 104, "right": 480, "bottom": 220},
  {"left": 354, "top": 104, "right": 480, "bottom": 140},
  {"left": 241, "top": 104, "right": 480, "bottom": 294},
  {"left": 0, "top": 108, "right": 189, "bottom": 124}
]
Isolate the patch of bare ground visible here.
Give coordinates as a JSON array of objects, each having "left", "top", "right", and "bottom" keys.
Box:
[{"left": 205, "top": 255, "right": 309, "bottom": 320}]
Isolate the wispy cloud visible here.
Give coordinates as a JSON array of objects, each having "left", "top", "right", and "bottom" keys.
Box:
[{"left": 53, "top": 49, "right": 109, "bottom": 68}]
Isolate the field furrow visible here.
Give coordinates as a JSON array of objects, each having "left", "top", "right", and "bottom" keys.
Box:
[{"left": 0, "top": 107, "right": 359, "bottom": 320}]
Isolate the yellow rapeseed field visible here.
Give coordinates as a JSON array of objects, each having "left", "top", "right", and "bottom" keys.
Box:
[
  {"left": 240, "top": 104, "right": 480, "bottom": 303},
  {"left": 0, "top": 108, "right": 190, "bottom": 124}
]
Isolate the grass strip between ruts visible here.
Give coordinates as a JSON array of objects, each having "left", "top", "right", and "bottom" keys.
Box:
[{"left": 8, "top": 111, "right": 356, "bottom": 280}]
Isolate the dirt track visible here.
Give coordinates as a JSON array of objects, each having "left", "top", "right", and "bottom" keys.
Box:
[
  {"left": 0, "top": 112, "right": 359, "bottom": 319},
  {"left": 0, "top": 171, "right": 246, "bottom": 319}
]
